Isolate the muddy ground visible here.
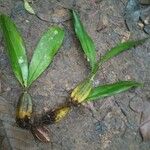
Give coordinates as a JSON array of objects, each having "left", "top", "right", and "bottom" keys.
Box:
[{"left": 0, "top": 0, "right": 150, "bottom": 149}]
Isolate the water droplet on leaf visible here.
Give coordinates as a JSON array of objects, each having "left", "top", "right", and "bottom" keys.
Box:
[
  {"left": 18, "top": 57, "right": 24, "bottom": 64},
  {"left": 54, "top": 30, "right": 58, "bottom": 35}
]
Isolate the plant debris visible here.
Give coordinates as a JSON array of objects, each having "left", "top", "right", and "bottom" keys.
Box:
[
  {"left": 23, "top": 0, "right": 35, "bottom": 15},
  {"left": 31, "top": 125, "right": 51, "bottom": 143}
]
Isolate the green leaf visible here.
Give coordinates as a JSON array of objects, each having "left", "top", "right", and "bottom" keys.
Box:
[
  {"left": 86, "top": 81, "right": 142, "bottom": 101},
  {"left": 24, "top": 0, "right": 35, "bottom": 15},
  {"left": 28, "top": 26, "right": 64, "bottom": 87},
  {"left": 100, "top": 38, "right": 148, "bottom": 64},
  {"left": 72, "top": 10, "right": 97, "bottom": 71},
  {"left": 90, "top": 38, "right": 148, "bottom": 77},
  {"left": 0, "top": 14, "right": 28, "bottom": 87}
]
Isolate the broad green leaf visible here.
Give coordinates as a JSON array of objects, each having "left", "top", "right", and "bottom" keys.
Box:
[
  {"left": 0, "top": 14, "right": 28, "bottom": 87},
  {"left": 24, "top": 0, "right": 35, "bottom": 15},
  {"left": 72, "top": 10, "right": 97, "bottom": 71},
  {"left": 28, "top": 26, "right": 64, "bottom": 87},
  {"left": 86, "top": 81, "right": 141, "bottom": 101},
  {"left": 99, "top": 38, "right": 148, "bottom": 64}
]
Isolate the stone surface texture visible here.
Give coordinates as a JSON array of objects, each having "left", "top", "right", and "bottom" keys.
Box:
[{"left": 0, "top": 0, "right": 150, "bottom": 149}]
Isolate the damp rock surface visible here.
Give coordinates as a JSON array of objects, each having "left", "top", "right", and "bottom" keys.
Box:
[{"left": 0, "top": 0, "right": 150, "bottom": 149}]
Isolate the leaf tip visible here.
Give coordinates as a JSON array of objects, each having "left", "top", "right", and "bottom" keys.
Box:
[{"left": 130, "top": 81, "right": 143, "bottom": 88}]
